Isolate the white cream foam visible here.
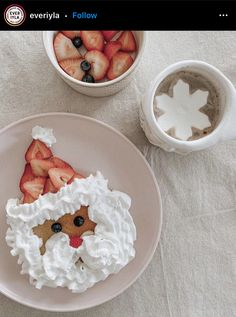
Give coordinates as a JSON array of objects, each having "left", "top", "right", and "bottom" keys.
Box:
[
  {"left": 5, "top": 172, "right": 136, "bottom": 293},
  {"left": 155, "top": 79, "right": 211, "bottom": 140},
  {"left": 32, "top": 126, "right": 56, "bottom": 147}
]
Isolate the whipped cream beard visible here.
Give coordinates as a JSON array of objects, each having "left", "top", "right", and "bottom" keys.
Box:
[
  {"left": 154, "top": 71, "right": 221, "bottom": 141},
  {"left": 6, "top": 172, "right": 136, "bottom": 293}
]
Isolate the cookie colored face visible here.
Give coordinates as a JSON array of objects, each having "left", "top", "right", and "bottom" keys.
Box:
[{"left": 33, "top": 206, "right": 96, "bottom": 254}]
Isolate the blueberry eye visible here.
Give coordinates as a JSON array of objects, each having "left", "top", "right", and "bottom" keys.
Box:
[
  {"left": 74, "top": 216, "right": 84, "bottom": 227},
  {"left": 51, "top": 222, "right": 62, "bottom": 233}
]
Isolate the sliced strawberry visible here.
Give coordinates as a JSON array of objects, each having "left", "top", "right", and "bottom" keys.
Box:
[
  {"left": 54, "top": 32, "right": 81, "bottom": 62},
  {"left": 30, "top": 159, "right": 54, "bottom": 177},
  {"left": 59, "top": 58, "right": 85, "bottom": 80},
  {"left": 102, "top": 31, "right": 119, "bottom": 42},
  {"left": 68, "top": 172, "right": 85, "bottom": 184},
  {"left": 23, "top": 192, "right": 36, "bottom": 204},
  {"left": 117, "top": 31, "right": 136, "bottom": 52},
  {"left": 22, "top": 177, "right": 46, "bottom": 199},
  {"left": 19, "top": 163, "right": 35, "bottom": 193},
  {"left": 104, "top": 41, "right": 122, "bottom": 60},
  {"left": 81, "top": 31, "right": 104, "bottom": 51},
  {"left": 25, "top": 140, "right": 52, "bottom": 162},
  {"left": 62, "top": 31, "right": 80, "bottom": 39},
  {"left": 48, "top": 168, "right": 74, "bottom": 190},
  {"left": 43, "top": 178, "right": 58, "bottom": 194},
  {"left": 49, "top": 157, "right": 73, "bottom": 169},
  {"left": 85, "top": 50, "right": 109, "bottom": 81},
  {"left": 107, "top": 52, "right": 133, "bottom": 80}
]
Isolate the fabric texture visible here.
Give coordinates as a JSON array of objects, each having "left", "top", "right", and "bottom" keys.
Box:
[{"left": 0, "top": 31, "right": 236, "bottom": 317}]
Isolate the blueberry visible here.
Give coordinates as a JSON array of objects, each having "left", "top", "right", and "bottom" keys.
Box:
[
  {"left": 80, "top": 60, "right": 91, "bottom": 72},
  {"left": 82, "top": 74, "right": 95, "bottom": 83},
  {"left": 74, "top": 216, "right": 84, "bottom": 227},
  {"left": 51, "top": 222, "right": 62, "bottom": 233},
  {"left": 72, "top": 36, "right": 83, "bottom": 48}
]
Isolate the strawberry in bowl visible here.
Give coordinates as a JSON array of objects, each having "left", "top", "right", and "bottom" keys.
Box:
[
  {"left": 43, "top": 31, "right": 146, "bottom": 97},
  {"left": 53, "top": 31, "right": 137, "bottom": 84}
]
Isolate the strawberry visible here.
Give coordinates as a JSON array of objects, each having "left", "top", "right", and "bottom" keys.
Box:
[
  {"left": 49, "top": 157, "right": 73, "bottom": 169},
  {"left": 48, "top": 168, "right": 74, "bottom": 190},
  {"left": 54, "top": 32, "right": 81, "bottom": 62},
  {"left": 30, "top": 159, "right": 54, "bottom": 177},
  {"left": 59, "top": 58, "right": 85, "bottom": 81},
  {"left": 81, "top": 31, "right": 104, "bottom": 51},
  {"left": 68, "top": 172, "right": 85, "bottom": 184},
  {"left": 22, "top": 177, "right": 46, "bottom": 199},
  {"left": 117, "top": 31, "right": 136, "bottom": 52},
  {"left": 43, "top": 178, "right": 58, "bottom": 194},
  {"left": 62, "top": 31, "right": 80, "bottom": 39},
  {"left": 25, "top": 140, "right": 52, "bottom": 162},
  {"left": 104, "top": 41, "right": 122, "bottom": 60},
  {"left": 102, "top": 31, "right": 119, "bottom": 42},
  {"left": 19, "top": 163, "right": 35, "bottom": 193},
  {"left": 69, "top": 236, "right": 83, "bottom": 248},
  {"left": 85, "top": 50, "right": 109, "bottom": 81},
  {"left": 23, "top": 192, "right": 36, "bottom": 204},
  {"left": 107, "top": 52, "right": 133, "bottom": 80}
]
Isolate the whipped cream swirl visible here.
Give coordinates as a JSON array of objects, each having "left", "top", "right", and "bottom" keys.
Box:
[
  {"left": 31, "top": 126, "right": 56, "bottom": 147},
  {"left": 5, "top": 172, "right": 136, "bottom": 293}
]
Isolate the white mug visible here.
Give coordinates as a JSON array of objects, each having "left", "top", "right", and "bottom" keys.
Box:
[{"left": 140, "top": 60, "right": 236, "bottom": 154}]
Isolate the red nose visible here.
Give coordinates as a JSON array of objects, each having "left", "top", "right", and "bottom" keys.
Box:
[{"left": 69, "top": 236, "right": 83, "bottom": 248}]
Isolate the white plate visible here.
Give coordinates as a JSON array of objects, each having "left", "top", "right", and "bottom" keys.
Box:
[{"left": 0, "top": 113, "right": 162, "bottom": 312}]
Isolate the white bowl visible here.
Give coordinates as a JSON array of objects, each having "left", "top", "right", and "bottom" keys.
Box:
[{"left": 43, "top": 31, "right": 146, "bottom": 97}]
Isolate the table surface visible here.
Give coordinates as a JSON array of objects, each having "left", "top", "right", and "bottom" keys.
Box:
[{"left": 1, "top": 31, "right": 236, "bottom": 317}]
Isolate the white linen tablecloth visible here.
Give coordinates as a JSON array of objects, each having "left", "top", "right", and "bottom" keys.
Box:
[{"left": 0, "top": 31, "right": 236, "bottom": 317}]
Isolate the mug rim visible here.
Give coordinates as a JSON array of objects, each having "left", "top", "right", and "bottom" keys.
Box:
[
  {"left": 146, "top": 60, "right": 234, "bottom": 147},
  {"left": 43, "top": 31, "right": 147, "bottom": 89}
]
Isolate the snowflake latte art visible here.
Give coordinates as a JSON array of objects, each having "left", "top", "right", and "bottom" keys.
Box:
[{"left": 154, "top": 71, "right": 221, "bottom": 141}]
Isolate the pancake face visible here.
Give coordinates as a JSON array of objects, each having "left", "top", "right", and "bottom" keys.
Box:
[{"left": 33, "top": 206, "right": 96, "bottom": 254}]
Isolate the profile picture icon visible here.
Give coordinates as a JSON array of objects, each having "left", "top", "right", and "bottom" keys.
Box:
[{"left": 4, "top": 5, "right": 26, "bottom": 26}]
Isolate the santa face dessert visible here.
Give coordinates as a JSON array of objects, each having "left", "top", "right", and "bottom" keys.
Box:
[{"left": 5, "top": 127, "right": 136, "bottom": 293}]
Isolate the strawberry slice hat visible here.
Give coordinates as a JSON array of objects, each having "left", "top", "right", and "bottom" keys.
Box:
[{"left": 20, "top": 126, "right": 84, "bottom": 204}]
